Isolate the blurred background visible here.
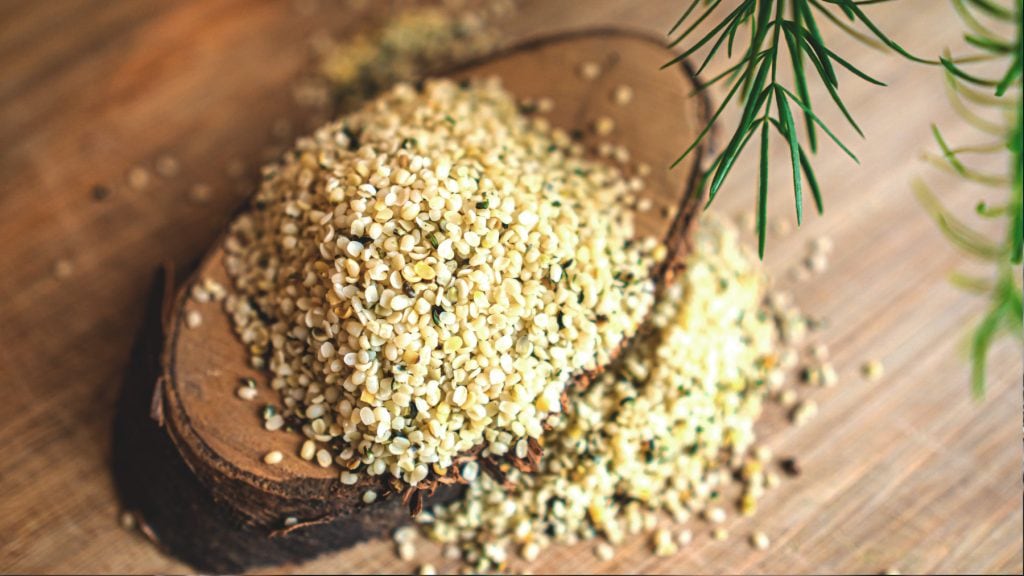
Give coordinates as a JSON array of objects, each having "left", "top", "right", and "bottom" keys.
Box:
[{"left": 0, "top": 1, "right": 1020, "bottom": 573}]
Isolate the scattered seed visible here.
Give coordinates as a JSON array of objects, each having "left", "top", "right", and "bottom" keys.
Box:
[
  {"left": 862, "top": 359, "right": 885, "bottom": 382},
  {"left": 315, "top": 448, "right": 332, "bottom": 468},
  {"left": 536, "top": 97, "right": 554, "bottom": 113},
  {"left": 677, "top": 529, "right": 693, "bottom": 547},
  {"left": 418, "top": 564, "right": 436, "bottom": 576},
  {"left": 397, "top": 541, "right": 416, "bottom": 562},
  {"left": 578, "top": 60, "right": 601, "bottom": 80},
  {"left": 791, "top": 399, "right": 818, "bottom": 426},
  {"left": 593, "top": 115, "right": 615, "bottom": 136},
  {"left": 712, "top": 527, "right": 729, "bottom": 541},
  {"left": 705, "top": 506, "right": 727, "bottom": 524},
  {"left": 611, "top": 84, "right": 634, "bottom": 106},
  {"left": 300, "top": 439, "right": 316, "bottom": 461},
  {"left": 236, "top": 386, "right": 258, "bottom": 401},
  {"left": 185, "top": 309, "right": 202, "bottom": 329},
  {"left": 264, "top": 450, "right": 284, "bottom": 465},
  {"left": 119, "top": 511, "right": 136, "bottom": 530},
  {"left": 362, "top": 489, "right": 377, "bottom": 504},
  {"left": 128, "top": 166, "right": 150, "bottom": 190},
  {"left": 155, "top": 154, "right": 181, "bottom": 178},
  {"left": 750, "top": 530, "right": 770, "bottom": 550},
  {"left": 594, "top": 541, "right": 614, "bottom": 561}
]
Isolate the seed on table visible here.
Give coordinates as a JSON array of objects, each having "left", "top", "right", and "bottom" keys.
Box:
[
  {"left": 299, "top": 439, "right": 316, "bottom": 461},
  {"left": 594, "top": 541, "right": 614, "bottom": 561},
  {"left": 712, "top": 527, "right": 729, "bottom": 541},
  {"left": 362, "top": 489, "right": 377, "bottom": 504},
  {"left": 704, "top": 506, "right": 726, "bottom": 524},
  {"left": 862, "top": 359, "right": 885, "bottom": 381},
  {"left": 611, "top": 84, "right": 634, "bottom": 106},
  {"left": 791, "top": 399, "right": 818, "bottom": 426},
  {"left": 418, "top": 564, "right": 437, "bottom": 576},
  {"left": 236, "top": 385, "right": 258, "bottom": 401},
  {"left": 536, "top": 97, "right": 555, "bottom": 113},
  {"left": 128, "top": 166, "right": 150, "bottom": 190},
  {"left": 155, "top": 154, "right": 180, "bottom": 178},
  {"left": 677, "top": 529, "right": 693, "bottom": 546},
  {"left": 185, "top": 309, "right": 202, "bottom": 329},
  {"left": 119, "top": 510, "right": 136, "bottom": 530},
  {"left": 521, "top": 541, "right": 540, "bottom": 562},
  {"left": 397, "top": 541, "right": 416, "bottom": 562},
  {"left": 750, "top": 530, "right": 771, "bottom": 550},
  {"left": 315, "top": 448, "right": 332, "bottom": 468},
  {"left": 578, "top": 60, "right": 601, "bottom": 80},
  {"left": 263, "top": 450, "right": 283, "bottom": 465},
  {"left": 592, "top": 116, "right": 615, "bottom": 136}
]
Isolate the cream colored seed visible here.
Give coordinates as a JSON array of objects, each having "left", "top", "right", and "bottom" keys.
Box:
[
  {"left": 592, "top": 116, "right": 615, "bottom": 136},
  {"left": 418, "top": 564, "right": 436, "bottom": 576},
  {"left": 612, "top": 84, "right": 633, "bottom": 106},
  {"left": 594, "top": 542, "right": 614, "bottom": 561},
  {"left": 362, "top": 489, "right": 377, "bottom": 504},
  {"left": 751, "top": 530, "right": 771, "bottom": 550},
  {"left": 128, "top": 166, "right": 150, "bottom": 190},
  {"left": 315, "top": 448, "right": 332, "bottom": 468},
  {"left": 300, "top": 439, "right": 316, "bottom": 461},
  {"left": 263, "top": 450, "right": 284, "bottom": 465},
  {"left": 185, "top": 309, "right": 202, "bottom": 329},
  {"left": 792, "top": 399, "right": 819, "bottom": 426},
  {"left": 712, "top": 527, "right": 730, "bottom": 541},
  {"left": 236, "top": 386, "right": 258, "bottom": 401},
  {"left": 578, "top": 60, "right": 601, "bottom": 80}
]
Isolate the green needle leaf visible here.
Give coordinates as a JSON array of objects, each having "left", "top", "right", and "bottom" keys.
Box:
[
  {"left": 757, "top": 122, "right": 770, "bottom": 259},
  {"left": 776, "top": 90, "right": 804, "bottom": 224}
]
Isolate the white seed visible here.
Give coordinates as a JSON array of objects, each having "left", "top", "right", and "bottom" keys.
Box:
[
  {"left": 362, "top": 489, "right": 377, "bottom": 504},
  {"left": 300, "top": 440, "right": 316, "bottom": 461},
  {"left": 594, "top": 542, "right": 614, "bottom": 561},
  {"left": 750, "top": 530, "right": 771, "bottom": 550},
  {"left": 612, "top": 84, "right": 633, "bottom": 106},
  {"left": 578, "top": 60, "right": 601, "bottom": 80},
  {"left": 236, "top": 386, "right": 258, "bottom": 401},
  {"left": 185, "top": 309, "right": 202, "bottom": 329},
  {"left": 263, "top": 450, "right": 283, "bottom": 465}
]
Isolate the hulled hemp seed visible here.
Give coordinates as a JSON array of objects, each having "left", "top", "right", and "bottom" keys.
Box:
[
  {"left": 421, "top": 217, "right": 793, "bottom": 567},
  {"left": 222, "top": 78, "right": 657, "bottom": 487}
]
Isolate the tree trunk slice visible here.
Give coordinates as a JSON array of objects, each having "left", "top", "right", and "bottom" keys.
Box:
[{"left": 113, "top": 30, "right": 710, "bottom": 572}]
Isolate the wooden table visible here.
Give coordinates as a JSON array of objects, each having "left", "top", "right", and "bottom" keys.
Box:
[{"left": 1, "top": 1, "right": 1020, "bottom": 573}]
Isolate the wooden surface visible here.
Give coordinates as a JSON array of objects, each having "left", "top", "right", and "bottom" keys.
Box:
[{"left": 0, "top": 1, "right": 1020, "bottom": 574}]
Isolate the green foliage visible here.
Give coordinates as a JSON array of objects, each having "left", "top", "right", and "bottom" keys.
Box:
[
  {"left": 666, "top": 0, "right": 929, "bottom": 258},
  {"left": 918, "top": 0, "right": 1022, "bottom": 398}
]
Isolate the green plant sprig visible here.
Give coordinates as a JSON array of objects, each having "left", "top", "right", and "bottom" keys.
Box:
[
  {"left": 917, "top": 0, "right": 1022, "bottom": 398},
  {"left": 667, "top": 0, "right": 930, "bottom": 258}
]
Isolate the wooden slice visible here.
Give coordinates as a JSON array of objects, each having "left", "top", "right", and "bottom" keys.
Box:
[{"left": 113, "top": 30, "right": 710, "bottom": 572}]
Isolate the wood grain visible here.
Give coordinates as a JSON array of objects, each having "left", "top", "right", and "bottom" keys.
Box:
[{"left": 0, "top": 1, "right": 1020, "bottom": 574}]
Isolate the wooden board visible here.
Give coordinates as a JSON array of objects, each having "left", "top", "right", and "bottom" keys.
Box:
[{"left": 0, "top": 1, "right": 1020, "bottom": 573}]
